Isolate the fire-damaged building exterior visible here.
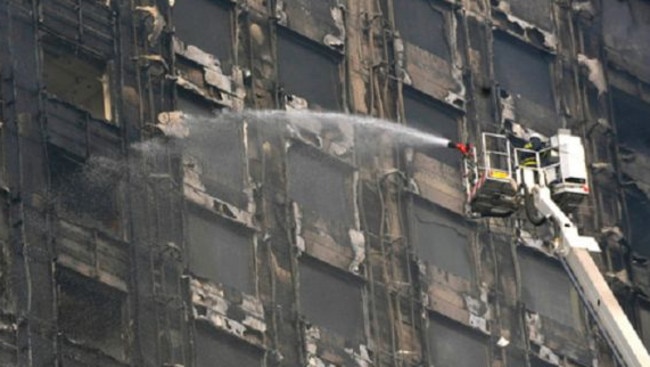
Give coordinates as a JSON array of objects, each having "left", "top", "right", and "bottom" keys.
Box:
[{"left": 0, "top": 0, "right": 649, "bottom": 366}]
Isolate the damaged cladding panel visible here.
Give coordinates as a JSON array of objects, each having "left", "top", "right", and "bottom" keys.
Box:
[
  {"left": 194, "top": 325, "right": 263, "bottom": 367},
  {"left": 187, "top": 208, "right": 255, "bottom": 294},
  {"left": 393, "top": 0, "right": 450, "bottom": 61},
  {"left": 427, "top": 314, "right": 489, "bottom": 367},
  {"left": 298, "top": 259, "right": 364, "bottom": 342},
  {"left": 277, "top": 30, "right": 342, "bottom": 110},
  {"left": 518, "top": 250, "right": 583, "bottom": 331},
  {"left": 404, "top": 88, "right": 460, "bottom": 165},
  {"left": 411, "top": 198, "right": 473, "bottom": 280},
  {"left": 173, "top": 0, "right": 233, "bottom": 64}
]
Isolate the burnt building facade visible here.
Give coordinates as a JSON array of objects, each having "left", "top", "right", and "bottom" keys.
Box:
[{"left": 0, "top": 0, "right": 649, "bottom": 366}]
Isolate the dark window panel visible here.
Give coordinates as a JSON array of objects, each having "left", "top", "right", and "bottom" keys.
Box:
[
  {"left": 299, "top": 260, "right": 364, "bottom": 341},
  {"left": 518, "top": 251, "right": 581, "bottom": 329},
  {"left": 57, "top": 270, "right": 125, "bottom": 361},
  {"left": 187, "top": 210, "right": 254, "bottom": 294},
  {"left": 493, "top": 33, "right": 554, "bottom": 111},
  {"left": 277, "top": 31, "right": 341, "bottom": 110},
  {"left": 393, "top": 0, "right": 450, "bottom": 60},
  {"left": 411, "top": 198, "right": 473, "bottom": 279},
  {"left": 288, "top": 143, "right": 353, "bottom": 224},
  {"left": 624, "top": 188, "right": 650, "bottom": 257},
  {"left": 428, "top": 315, "right": 489, "bottom": 367},
  {"left": 174, "top": 0, "right": 232, "bottom": 64},
  {"left": 612, "top": 90, "right": 650, "bottom": 155},
  {"left": 404, "top": 88, "right": 460, "bottom": 165},
  {"left": 195, "top": 325, "right": 262, "bottom": 367}
]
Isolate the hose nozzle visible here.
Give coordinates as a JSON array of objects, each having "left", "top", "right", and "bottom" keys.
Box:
[{"left": 447, "top": 141, "right": 472, "bottom": 156}]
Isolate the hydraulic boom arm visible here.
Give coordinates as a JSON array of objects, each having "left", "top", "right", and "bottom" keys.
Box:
[{"left": 531, "top": 185, "right": 650, "bottom": 367}]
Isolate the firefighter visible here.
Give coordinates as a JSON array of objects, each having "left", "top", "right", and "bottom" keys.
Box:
[{"left": 521, "top": 133, "right": 547, "bottom": 168}]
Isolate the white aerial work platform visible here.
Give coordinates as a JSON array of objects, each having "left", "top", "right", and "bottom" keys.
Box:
[{"left": 459, "top": 129, "right": 650, "bottom": 367}]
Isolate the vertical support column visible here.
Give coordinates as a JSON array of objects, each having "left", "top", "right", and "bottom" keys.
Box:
[{"left": 1, "top": 2, "right": 56, "bottom": 366}]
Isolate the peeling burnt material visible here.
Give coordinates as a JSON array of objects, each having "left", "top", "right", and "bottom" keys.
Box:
[
  {"left": 183, "top": 158, "right": 255, "bottom": 227},
  {"left": 348, "top": 228, "right": 365, "bottom": 273},
  {"left": 577, "top": 54, "right": 607, "bottom": 96},
  {"left": 492, "top": 2, "right": 557, "bottom": 51},
  {"left": 135, "top": 5, "right": 165, "bottom": 45},
  {"left": 323, "top": 6, "right": 345, "bottom": 50},
  {"left": 303, "top": 324, "right": 370, "bottom": 367},
  {"left": 191, "top": 278, "right": 266, "bottom": 346},
  {"left": 173, "top": 38, "right": 246, "bottom": 110},
  {"left": 464, "top": 286, "right": 492, "bottom": 334},
  {"left": 156, "top": 111, "right": 190, "bottom": 138}
]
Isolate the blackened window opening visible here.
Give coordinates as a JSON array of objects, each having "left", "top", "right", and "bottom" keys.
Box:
[
  {"left": 298, "top": 260, "right": 364, "bottom": 341},
  {"left": 404, "top": 88, "right": 459, "bottom": 165},
  {"left": 187, "top": 208, "right": 254, "bottom": 294},
  {"left": 518, "top": 250, "right": 583, "bottom": 330},
  {"left": 411, "top": 198, "right": 473, "bottom": 279},
  {"left": 194, "top": 324, "right": 262, "bottom": 367},
  {"left": 178, "top": 94, "right": 246, "bottom": 206},
  {"left": 287, "top": 143, "right": 353, "bottom": 224},
  {"left": 49, "top": 145, "right": 121, "bottom": 232},
  {"left": 277, "top": 30, "right": 342, "bottom": 111},
  {"left": 612, "top": 89, "right": 650, "bottom": 156},
  {"left": 174, "top": 0, "right": 233, "bottom": 66},
  {"left": 624, "top": 187, "right": 650, "bottom": 257},
  {"left": 393, "top": 0, "right": 451, "bottom": 60},
  {"left": 428, "top": 315, "right": 489, "bottom": 367},
  {"left": 493, "top": 33, "right": 554, "bottom": 110},
  {"left": 57, "top": 269, "right": 125, "bottom": 360}
]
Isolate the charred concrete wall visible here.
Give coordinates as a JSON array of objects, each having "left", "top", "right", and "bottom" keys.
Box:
[{"left": 0, "top": 0, "right": 649, "bottom": 366}]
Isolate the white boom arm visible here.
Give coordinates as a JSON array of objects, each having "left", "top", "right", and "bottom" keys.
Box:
[{"left": 532, "top": 186, "right": 650, "bottom": 367}]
